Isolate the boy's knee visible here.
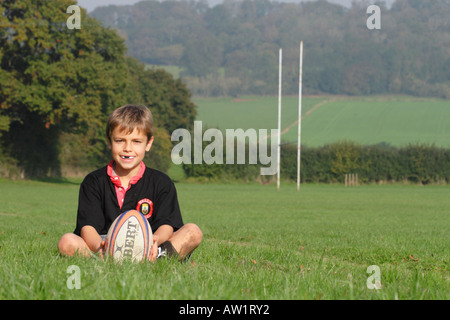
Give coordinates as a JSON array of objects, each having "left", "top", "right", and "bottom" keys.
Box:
[
  {"left": 58, "top": 233, "right": 74, "bottom": 255},
  {"left": 58, "top": 233, "right": 85, "bottom": 257},
  {"left": 185, "top": 223, "right": 203, "bottom": 245}
]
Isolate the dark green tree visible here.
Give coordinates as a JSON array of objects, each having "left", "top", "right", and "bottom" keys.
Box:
[
  {"left": 0, "top": 0, "right": 131, "bottom": 177},
  {"left": 0, "top": 0, "right": 197, "bottom": 177}
]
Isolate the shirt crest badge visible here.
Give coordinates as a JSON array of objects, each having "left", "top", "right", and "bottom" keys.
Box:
[{"left": 137, "top": 198, "right": 153, "bottom": 219}]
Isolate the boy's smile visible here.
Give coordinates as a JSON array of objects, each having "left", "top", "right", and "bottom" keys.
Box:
[
  {"left": 108, "top": 127, "right": 153, "bottom": 178},
  {"left": 120, "top": 155, "right": 135, "bottom": 162}
]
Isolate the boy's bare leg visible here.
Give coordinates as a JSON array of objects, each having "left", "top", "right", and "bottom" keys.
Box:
[
  {"left": 59, "top": 224, "right": 203, "bottom": 261},
  {"left": 57, "top": 233, "right": 91, "bottom": 258},
  {"left": 168, "top": 223, "right": 203, "bottom": 260}
]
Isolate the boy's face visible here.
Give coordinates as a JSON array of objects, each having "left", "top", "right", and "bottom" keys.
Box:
[{"left": 108, "top": 127, "right": 153, "bottom": 176}]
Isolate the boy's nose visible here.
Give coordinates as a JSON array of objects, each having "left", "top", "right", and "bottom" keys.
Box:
[{"left": 123, "top": 141, "right": 132, "bottom": 151}]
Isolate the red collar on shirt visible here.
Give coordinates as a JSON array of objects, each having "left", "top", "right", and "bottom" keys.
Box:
[
  {"left": 107, "top": 160, "right": 146, "bottom": 187},
  {"left": 107, "top": 161, "right": 146, "bottom": 208}
]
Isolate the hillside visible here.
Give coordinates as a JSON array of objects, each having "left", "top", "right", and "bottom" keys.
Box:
[
  {"left": 91, "top": 0, "right": 450, "bottom": 98},
  {"left": 194, "top": 95, "right": 450, "bottom": 147}
]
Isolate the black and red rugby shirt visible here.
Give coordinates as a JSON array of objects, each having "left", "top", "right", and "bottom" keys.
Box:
[{"left": 73, "top": 164, "right": 184, "bottom": 236}]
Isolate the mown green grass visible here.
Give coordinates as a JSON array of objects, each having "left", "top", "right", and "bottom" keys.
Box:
[
  {"left": 0, "top": 178, "right": 448, "bottom": 300},
  {"left": 194, "top": 95, "right": 450, "bottom": 148}
]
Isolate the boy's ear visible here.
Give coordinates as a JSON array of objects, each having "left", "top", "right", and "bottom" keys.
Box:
[
  {"left": 107, "top": 138, "right": 112, "bottom": 150},
  {"left": 145, "top": 136, "right": 154, "bottom": 152}
]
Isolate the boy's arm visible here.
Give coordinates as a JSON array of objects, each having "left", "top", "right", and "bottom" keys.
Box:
[
  {"left": 153, "top": 224, "right": 174, "bottom": 245},
  {"left": 81, "top": 225, "right": 104, "bottom": 254}
]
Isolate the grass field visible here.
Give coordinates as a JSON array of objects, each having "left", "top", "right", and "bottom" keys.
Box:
[
  {"left": 0, "top": 178, "right": 448, "bottom": 300},
  {"left": 194, "top": 95, "right": 450, "bottom": 148}
]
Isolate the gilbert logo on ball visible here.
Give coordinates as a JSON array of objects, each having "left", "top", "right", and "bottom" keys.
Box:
[{"left": 105, "top": 210, "right": 153, "bottom": 262}]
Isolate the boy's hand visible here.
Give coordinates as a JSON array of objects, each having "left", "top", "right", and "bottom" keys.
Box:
[
  {"left": 149, "top": 235, "right": 159, "bottom": 262},
  {"left": 98, "top": 241, "right": 106, "bottom": 259}
]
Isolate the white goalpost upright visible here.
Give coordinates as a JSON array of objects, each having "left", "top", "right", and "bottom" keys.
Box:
[
  {"left": 277, "top": 48, "right": 282, "bottom": 191},
  {"left": 276, "top": 43, "right": 302, "bottom": 191},
  {"left": 297, "top": 41, "right": 303, "bottom": 191}
]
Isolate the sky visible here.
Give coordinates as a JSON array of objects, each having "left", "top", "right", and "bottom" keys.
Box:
[{"left": 76, "top": 0, "right": 395, "bottom": 13}]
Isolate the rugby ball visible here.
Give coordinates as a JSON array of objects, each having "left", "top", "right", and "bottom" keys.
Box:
[{"left": 105, "top": 210, "right": 153, "bottom": 262}]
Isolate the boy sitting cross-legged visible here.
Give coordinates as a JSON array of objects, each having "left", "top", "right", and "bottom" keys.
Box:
[{"left": 58, "top": 104, "right": 202, "bottom": 261}]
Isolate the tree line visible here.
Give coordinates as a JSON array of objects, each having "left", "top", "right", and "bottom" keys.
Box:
[
  {"left": 0, "top": 0, "right": 196, "bottom": 178},
  {"left": 182, "top": 140, "right": 450, "bottom": 185},
  {"left": 92, "top": 0, "right": 450, "bottom": 98}
]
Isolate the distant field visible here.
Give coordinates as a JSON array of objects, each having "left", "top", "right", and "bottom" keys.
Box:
[
  {"left": 194, "top": 95, "right": 450, "bottom": 148},
  {"left": 146, "top": 64, "right": 183, "bottom": 79},
  {"left": 0, "top": 179, "right": 448, "bottom": 300}
]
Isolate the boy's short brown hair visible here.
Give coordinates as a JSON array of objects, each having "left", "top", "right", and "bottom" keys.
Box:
[{"left": 106, "top": 105, "right": 153, "bottom": 142}]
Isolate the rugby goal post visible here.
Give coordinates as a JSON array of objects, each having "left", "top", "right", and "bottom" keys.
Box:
[
  {"left": 297, "top": 41, "right": 303, "bottom": 191},
  {"left": 277, "top": 48, "right": 282, "bottom": 191},
  {"left": 276, "top": 42, "right": 303, "bottom": 191}
]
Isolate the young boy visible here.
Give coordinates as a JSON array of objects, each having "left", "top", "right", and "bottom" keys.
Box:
[{"left": 58, "top": 104, "right": 202, "bottom": 262}]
